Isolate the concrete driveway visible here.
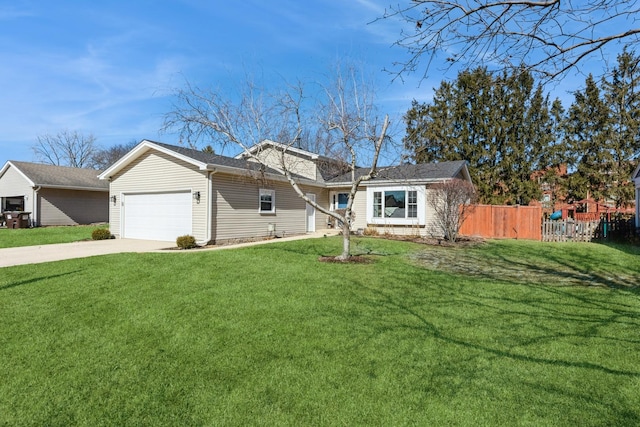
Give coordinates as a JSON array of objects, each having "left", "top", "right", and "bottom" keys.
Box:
[
  {"left": 0, "top": 231, "right": 338, "bottom": 268},
  {"left": 0, "top": 239, "right": 170, "bottom": 268}
]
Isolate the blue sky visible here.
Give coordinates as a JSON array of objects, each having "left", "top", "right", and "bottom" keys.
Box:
[
  {"left": 1, "top": 0, "right": 426, "bottom": 166},
  {"left": 0, "top": 1, "right": 610, "bottom": 168}
]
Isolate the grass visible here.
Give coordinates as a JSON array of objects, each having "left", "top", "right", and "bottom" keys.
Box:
[
  {"left": 0, "top": 225, "right": 104, "bottom": 248},
  {"left": 0, "top": 237, "right": 639, "bottom": 426}
]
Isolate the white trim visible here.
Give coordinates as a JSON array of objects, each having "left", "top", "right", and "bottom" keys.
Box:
[
  {"left": 306, "top": 193, "right": 316, "bottom": 232},
  {"left": 34, "top": 184, "right": 108, "bottom": 192},
  {"left": 326, "top": 178, "right": 448, "bottom": 188},
  {"left": 206, "top": 171, "right": 213, "bottom": 243}
]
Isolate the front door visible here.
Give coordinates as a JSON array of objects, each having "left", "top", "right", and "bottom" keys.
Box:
[{"left": 306, "top": 193, "right": 316, "bottom": 233}]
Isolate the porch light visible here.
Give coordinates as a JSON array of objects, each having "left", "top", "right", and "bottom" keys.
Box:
[
  {"left": 193, "top": 191, "right": 201, "bottom": 202},
  {"left": 110, "top": 195, "right": 117, "bottom": 205}
]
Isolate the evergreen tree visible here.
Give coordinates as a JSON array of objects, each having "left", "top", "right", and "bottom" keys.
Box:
[
  {"left": 601, "top": 48, "right": 640, "bottom": 208},
  {"left": 564, "top": 75, "right": 613, "bottom": 202},
  {"left": 404, "top": 67, "right": 557, "bottom": 204}
]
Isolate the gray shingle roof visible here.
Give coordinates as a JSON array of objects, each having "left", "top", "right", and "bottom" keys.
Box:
[
  {"left": 150, "top": 141, "right": 259, "bottom": 170},
  {"left": 327, "top": 160, "right": 468, "bottom": 184},
  {"left": 9, "top": 161, "right": 108, "bottom": 190},
  {"left": 148, "top": 141, "right": 308, "bottom": 179}
]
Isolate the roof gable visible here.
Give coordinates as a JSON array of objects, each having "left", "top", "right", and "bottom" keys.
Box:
[
  {"left": 236, "top": 140, "right": 321, "bottom": 161},
  {"left": 98, "top": 140, "right": 300, "bottom": 181},
  {"left": 1, "top": 161, "right": 107, "bottom": 190}
]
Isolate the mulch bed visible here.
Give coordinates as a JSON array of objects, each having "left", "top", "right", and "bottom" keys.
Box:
[
  {"left": 367, "top": 234, "right": 486, "bottom": 248},
  {"left": 318, "top": 255, "right": 372, "bottom": 264}
]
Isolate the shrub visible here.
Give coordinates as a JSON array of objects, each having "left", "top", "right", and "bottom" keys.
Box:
[
  {"left": 176, "top": 235, "right": 197, "bottom": 249},
  {"left": 91, "top": 228, "right": 113, "bottom": 240},
  {"left": 362, "top": 227, "right": 379, "bottom": 236}
]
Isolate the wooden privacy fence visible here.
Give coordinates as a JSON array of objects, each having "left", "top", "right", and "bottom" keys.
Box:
[{"left": 459, "top": 204, "right": 542, "bottom": 240}]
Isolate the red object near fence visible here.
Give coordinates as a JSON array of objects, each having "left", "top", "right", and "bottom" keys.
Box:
[
  {"left": 459, "top": 204, "right": 542, "bottom": 240},
  {"left": 574, "top": 212, "right": 601, "bottom": 221}
]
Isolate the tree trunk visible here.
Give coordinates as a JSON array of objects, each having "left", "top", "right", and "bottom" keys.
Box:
[{"left": 337, "top": 223, "right": 351, "bottom": 261}]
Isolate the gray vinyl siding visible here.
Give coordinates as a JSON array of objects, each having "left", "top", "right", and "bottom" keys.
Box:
[
  {"left": 329, "top": 187, "right": 367, "bottom": 231},
  {"left": 424, "top": 187, "right": 441, "bottom": 237},
  {"left": 38, "top": 188, "right": 108, "bottom": 226},
  {"left": 351, "top": 189, "right": 367, "bottom": 230},
  {"left": 108, "top": 150, "right": 209, "bottom": 241},
  {"left": 310, "top": 189, "right": 329, "bottom": 230},
  {"left": 0, "top": 166, "right": 34, "bottom": 213},
  {"left": 212, "top": 173, "right": 319, "bottom": 242}
]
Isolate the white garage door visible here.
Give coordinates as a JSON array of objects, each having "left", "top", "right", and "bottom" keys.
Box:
[{"left": 123, "top": 191, "right": 192, "bottom": 241}]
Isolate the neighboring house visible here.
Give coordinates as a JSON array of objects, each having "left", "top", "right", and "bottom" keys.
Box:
[
  {"left": 0, "top": 161, "right": 108, "bottom": 226},
  {"left": 98, "top": 140, "right": 473, "bottom": 243},
  {"left": 529, "top": 164, "right": 568, "bottom": 214},
  {"left": 633, "top": 163, "right": 640, "bottom": 228}
]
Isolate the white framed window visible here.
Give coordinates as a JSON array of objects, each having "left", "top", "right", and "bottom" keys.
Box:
[
  {"left": 367, "top": 186, "right": 425, "bottom": 225},
  {"left": 259, "top": 189, "right": 275, "bottom": 214},
  {"left": 330, "top": 192, "right": 350, "bottom": 210}
]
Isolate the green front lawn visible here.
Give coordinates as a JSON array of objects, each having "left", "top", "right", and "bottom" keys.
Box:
[
  {"left": 0, "top": 238, "right": 638, "bottom": 426},
  {"left": 0, "top": 225, "right": 104, "bottom": 248}
]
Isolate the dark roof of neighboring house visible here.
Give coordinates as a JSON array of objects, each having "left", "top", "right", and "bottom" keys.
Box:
[
  {"left": 6, "top": 161, "right": 108, "bottom": 190},
  {"left": 327, "top": 160, "right": 469, "bottom": 184}
]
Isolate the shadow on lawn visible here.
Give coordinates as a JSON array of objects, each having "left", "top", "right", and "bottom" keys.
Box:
[
  {"left": 0, "top": 271, "right": 81, "bottom": 291},
  {"left": 411, "top": 243, "right": 640, "bottom": 291},
  {"left": 357, "top": 276, "right": 640, "bottom": 376},
  {"left": 341, "top": 270, "right": 640, "bottom": 423}
]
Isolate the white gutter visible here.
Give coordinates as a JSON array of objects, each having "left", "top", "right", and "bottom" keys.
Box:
[
  {"left": 36, "top": 185, "right": 109, "bottom": 192},
  {"left": 325, "top": 178, "right": 448, "bottom": 188}
]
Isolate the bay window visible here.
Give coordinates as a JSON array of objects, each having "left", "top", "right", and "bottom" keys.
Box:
[{"left": 367, "top": 186, "right": 424, "bottom": 225}]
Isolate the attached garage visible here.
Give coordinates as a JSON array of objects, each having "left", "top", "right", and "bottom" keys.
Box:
[
  {"left": 122, "top": 191, "right": 192, "bottom": 241},
  {"left": 99, "top": 140, "right": 329, "bottom": 244}
]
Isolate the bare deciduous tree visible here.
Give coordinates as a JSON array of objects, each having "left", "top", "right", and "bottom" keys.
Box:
[
  {"left": 382, "top": 0, "right": 640, "bottom": 81},
  {"left": 32, "top": 130, "right": 98, "bottom": 168},
  {"left": 164, "top": 67, "right": 390, "bottom": 260},
  {"left": 90, "top": 140, "right": 138, "bottom": 170},
  {"left": 427, "top": 178, "right": 477, "bottom": 242}
]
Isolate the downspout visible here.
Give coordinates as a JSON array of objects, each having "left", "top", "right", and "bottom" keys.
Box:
[
  {"left": 206, "top": 170, "right": 216, "bottom": 244},
  {"left": 32, "top": 186, "right": 41, "bottom": 227}
]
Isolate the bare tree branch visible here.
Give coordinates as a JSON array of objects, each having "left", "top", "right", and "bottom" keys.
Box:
[
  {"left": 163, "top": 66, "right": 391, "bottom": 260},
  {"left": 32, "top": 130, "right": 98, "bottom": 168},
  {"left": 380, "top": 0, "right": 640, "bottom": 81}
]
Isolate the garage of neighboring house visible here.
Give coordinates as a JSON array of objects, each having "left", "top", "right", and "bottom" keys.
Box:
[
  {"left": 121, "top": 191, "right": 193, "bottom": 241},
  {"left": 0, "top": 160, "right": 108, "bottom": 226}
]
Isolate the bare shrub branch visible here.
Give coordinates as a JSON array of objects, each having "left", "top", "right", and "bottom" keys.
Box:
[{"left": 427, "top": 178, "right": 478, "bottom": 241}]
